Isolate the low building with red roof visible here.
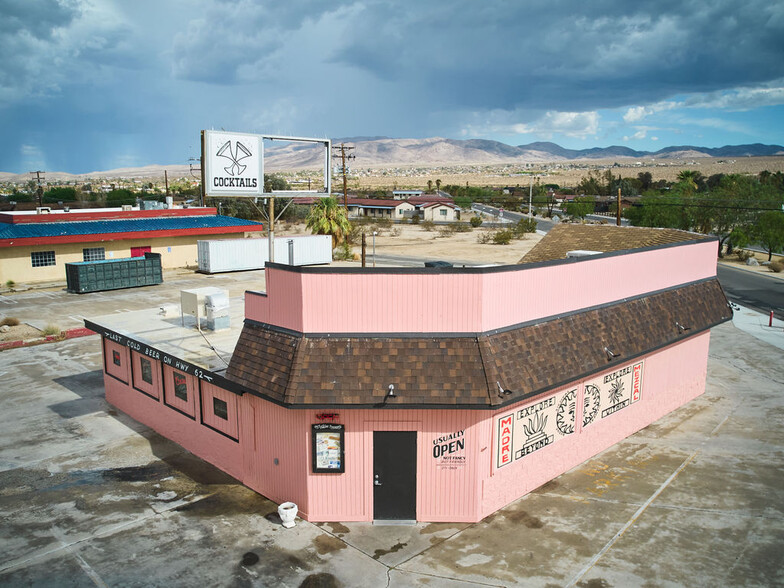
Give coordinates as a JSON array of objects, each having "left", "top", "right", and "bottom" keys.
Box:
[{"left": 0, "top": 205, "right": 263, "bottom": 284}]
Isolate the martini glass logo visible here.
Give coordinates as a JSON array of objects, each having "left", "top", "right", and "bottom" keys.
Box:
[{"left": 216, "top": 140, "right": 252, "bottom": 176}]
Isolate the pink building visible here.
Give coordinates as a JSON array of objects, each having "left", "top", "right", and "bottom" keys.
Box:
[{"left": 88, "top": 226, "right": 731, "bottom": 522}]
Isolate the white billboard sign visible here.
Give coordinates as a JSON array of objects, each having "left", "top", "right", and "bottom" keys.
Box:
[{"left": 203, "top": 130, "right": 263, "bottom": 197}]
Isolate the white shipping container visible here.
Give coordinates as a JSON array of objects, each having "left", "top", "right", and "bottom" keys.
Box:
[{"left": 197, "top": 235, "right": 332, "bottom": 273}]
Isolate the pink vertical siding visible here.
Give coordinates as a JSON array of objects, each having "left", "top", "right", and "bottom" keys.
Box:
[
  {"left": 101, "top": 331, "right": 712, "bottom": 522},
  {"left": 248, "top": 241, "right": 717, "bottom": 334},
  {"left": 303, "top": 409, "right": 484, "bottom": 523},
  {"left": 299, "top": 273, "right": 484, "bottom": 334},
  {"left": 479, "top": 241, "right": 717, "bottom": 331},
  {"left": 104, "top": 375, "right": 244, "bottom": 481},
  {"left": 479, "top": 333, "right": 712, "bottom": 518},
  {"left": 245, "top": 291, "right": 269, "bottom": 324},
  {"left": 240, "top": 396, "right": 310, "bottom": 516}
]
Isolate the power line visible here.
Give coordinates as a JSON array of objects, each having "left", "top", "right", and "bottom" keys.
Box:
[
  {"left": 29, "top": 170, "right": 45, "bottom": 207},
  {"left": 331, "top": 143, "right": 355, "bottom": 208}
]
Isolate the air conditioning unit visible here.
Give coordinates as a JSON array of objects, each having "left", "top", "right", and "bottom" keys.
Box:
[
  {"left": 36, "top": 207, "right": 52, "bottom": 214},
  {"left": 121, "top": 204, "right": 133, "bottom": 211}
]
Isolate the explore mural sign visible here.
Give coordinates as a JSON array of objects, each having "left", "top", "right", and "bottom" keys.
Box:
[
  {"left": 583, "top": 360, "right": 644, "bottom": 427},
  {"left": 496, "top": 388, "right": 577, "bottom": 468}
]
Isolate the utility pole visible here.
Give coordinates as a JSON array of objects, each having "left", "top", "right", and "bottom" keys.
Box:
[
  {"left": 617, "top": 187, "right": 622, "bottom": 226},
  {"left": 528, "top": 174, "right": 533, "bottom": 218},
  {"left": 331, "top": 143, "right": 355, "bottom": 208},
  {"left": 30, "top": 170, "right": 45, "bottom": 208},
  {"left": 164, "top": 170, "right": 170, "bottom": 198}
]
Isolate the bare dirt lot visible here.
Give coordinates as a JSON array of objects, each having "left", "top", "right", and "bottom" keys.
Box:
[
  {"left": 346, "top": 156, "right": 784, "bottom": 191},
  {"left": 278, "top": 219, "right": 543, "bottom": 265}
]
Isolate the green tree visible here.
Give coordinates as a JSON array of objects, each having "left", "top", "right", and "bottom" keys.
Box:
[
  {"left": 427, "top": 180, "right": 433, "bottom": 192},
  {"left": 435, "top": 179, "right": 441, "bottom": 192},
  {"left": 676, "top": 170, "right": 705, "bottom": 192},
  {"left": 565, "top": 196, "right": 595, "bottom": 219},
  {"left": 637, "top": 172, "right": 653, "bottom": 192},
  {"left": 753, "top": 211, "right": 784, "bottom": 261},
  {"left": 106, "top": 188, "right": 136, "bottom": 206},
  {"left": 264, "top": 174, "right": 289, "bottom": 192},
  {"left": 42, "top": 186, "right": 76, "bottom": 203},
  {"left": 625, "top": 191, "right": 689, "bottom": 230},
  {"left": 576, "top": 171, "right": 603, "bottom": 196},
  {"left": 305, "top": 197, "right": 351, "bottom": 248}
]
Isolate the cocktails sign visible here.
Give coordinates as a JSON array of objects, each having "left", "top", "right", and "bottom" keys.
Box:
[{"left": 203, "top": 130, "right": 263, "bottom": 197}]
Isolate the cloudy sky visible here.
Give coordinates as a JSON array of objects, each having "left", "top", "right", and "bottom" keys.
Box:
[{"left": 2, "top": 0, "right": 783, "bottom": 174}]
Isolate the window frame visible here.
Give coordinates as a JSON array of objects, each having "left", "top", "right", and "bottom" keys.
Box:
[
  {"left": 82, "top": 247, "right": 106, "bottom": 262},
  {"left": 31, "top": 250, "right": 56, "bottom": 268}
]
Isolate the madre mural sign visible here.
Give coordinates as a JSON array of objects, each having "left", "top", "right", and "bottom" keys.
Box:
[
  {"left": 496, "top": 388, "right": 577, "bottom": 468},
  {"left": 495, "top": 360, "right": 645, "bottom": 469}
]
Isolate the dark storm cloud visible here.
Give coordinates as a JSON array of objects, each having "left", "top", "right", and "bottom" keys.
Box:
[
  {"left": 331, "top": 0, "right": 784, "bottom": 112},
  {"left": 0, "top": 0, "right": 79, "bottom": 36}
]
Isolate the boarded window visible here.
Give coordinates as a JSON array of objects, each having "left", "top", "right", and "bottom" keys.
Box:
[
  {"left": 213, "top": 397, "right": 228, "bottom": 420},
  {"left": 140, "top": 357, "right": 153, "bottom": 385},
  {"left": 173, "top": 372, "right": 188, "bottom": 401},
  {"left": 31, "top": 251, "right": 56, "bottom": 267}
]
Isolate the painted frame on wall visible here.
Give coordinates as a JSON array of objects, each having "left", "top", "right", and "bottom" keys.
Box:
[
  {"left": 130, "top": 351, "right": 163, "bottom": 401},
  {"left": 311, "top": 424, "right": 345, "bottom": 474}
]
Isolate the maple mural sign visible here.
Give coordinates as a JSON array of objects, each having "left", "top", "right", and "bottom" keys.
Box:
[
  {"left": 583, "top": 361, "right": 644, "bottom": 427},
  {"left": 496, "top": 388, "right": 577, "bottom": 468}
]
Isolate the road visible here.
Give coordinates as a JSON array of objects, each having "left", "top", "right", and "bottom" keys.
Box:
[
  {"left": 716, "top": 264, "right": 784, "bottom": 320},
  {"left": 471, "top": 203, "right": 555, "bottom": 232}
]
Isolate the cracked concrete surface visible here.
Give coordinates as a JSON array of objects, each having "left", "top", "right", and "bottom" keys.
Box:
[{"left": 1, "top": 276, "right": 783, "bottom": 586}]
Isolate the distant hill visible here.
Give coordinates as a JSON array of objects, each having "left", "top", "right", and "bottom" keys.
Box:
[{"left": 2, "top": 139, "right": 782, "bottom": 181}]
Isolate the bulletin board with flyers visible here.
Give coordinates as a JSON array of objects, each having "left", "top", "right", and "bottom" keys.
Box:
[{"left": 311, "top": 424, "right": 345, "bottom": 473}]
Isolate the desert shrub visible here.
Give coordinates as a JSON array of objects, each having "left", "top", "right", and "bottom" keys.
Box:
[
  {"left": 410, "top": 215, "right": 420, "bottom": 224},
  {"left": 333, "top": 242, "right": 354, "bottom": 261},
  {"left": 375, "top": 217, "right": 392, "bottom": 228},
  {"left": 389, "top": 227, "right": 401, "bottom": 237},
  {"left": 736, "top": 249, "right": 753, "bottom": 262},
  {"left": 513, "top": 218, "right": 537, "bottom": 237},
  {"left": 770, "top": 261, "right": 783, "bottom": 273},
  {"left": 452, "top": 222, "right": 472, "bottom": 233},
  {"left": 43, "top": 324, "right": 61, "bottom": 336},
  {"left": 421, "top": 220, "right": 436, "bottom": 231},
  {"left": 493, "top": 229, "right": 514, "bottom": 245},
  {"left": 1, "top": 317, "right": 20, "bottom": 327},
  {"left": 469, "top": 215, "right": 483, "bottom": 228},
  {"left": 477, "top": 231, "right": 493, "bottom": 244},
  {"left": 5, "top": 280, "right": 15, "bottom": 288},
  {"left": 347, "top": 223, "right": 363, "bottom": 244}
]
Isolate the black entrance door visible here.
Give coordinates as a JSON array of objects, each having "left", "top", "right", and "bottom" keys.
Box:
[{"left": 373, "top": 431, "right": 417, "bottom": 520}]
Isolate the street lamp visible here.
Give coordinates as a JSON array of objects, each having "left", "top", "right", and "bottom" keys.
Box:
[
  {"left": 528, "top": 174, "right": 533, "bottom": 219},
  {"left": 372, "top": 231, "right": 377, "bottom": 267}
]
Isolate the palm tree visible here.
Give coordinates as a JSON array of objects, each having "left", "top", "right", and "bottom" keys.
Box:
[
  {"left": 676, "top": 170, "right": 704, "bottom": 192},
  {"left": 306, "top": 197, "right": 352, "bottom": 249}
]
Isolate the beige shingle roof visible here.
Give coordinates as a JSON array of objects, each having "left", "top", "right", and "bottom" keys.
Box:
[{"left": 520, "top": 224, "right": 708, "bottom": 264}]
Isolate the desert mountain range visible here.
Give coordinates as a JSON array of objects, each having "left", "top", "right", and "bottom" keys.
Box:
[{"left": 2, "top": 138, "right": 782, "bottom": 182}]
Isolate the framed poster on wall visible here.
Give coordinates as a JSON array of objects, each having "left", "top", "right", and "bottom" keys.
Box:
[{"left": 311, "top": 424, "right": 345, "bottom": 473}]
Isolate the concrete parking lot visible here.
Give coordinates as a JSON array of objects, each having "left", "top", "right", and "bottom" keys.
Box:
[{"left": 0, "top": 271, "right": 783, "bottom": 587}]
